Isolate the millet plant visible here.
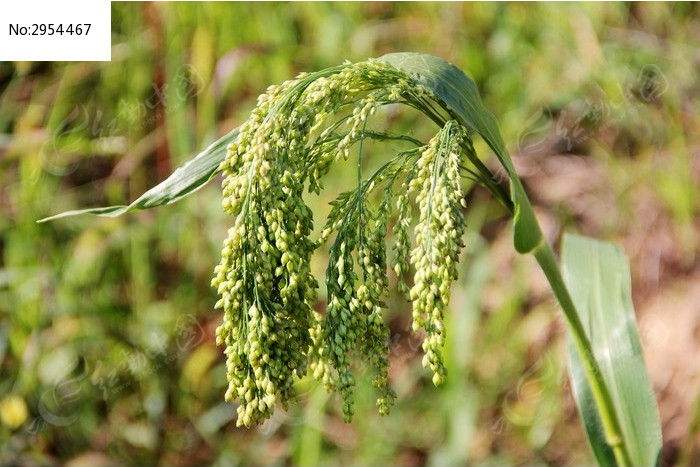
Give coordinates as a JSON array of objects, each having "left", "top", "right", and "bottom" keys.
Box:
[{"left": 42, "top": 53, "right": 662, "bottom": 466}]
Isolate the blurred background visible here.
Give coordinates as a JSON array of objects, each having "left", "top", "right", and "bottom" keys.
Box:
[{"left": 1, "top": 2, "right": 698, "bottom": 466}]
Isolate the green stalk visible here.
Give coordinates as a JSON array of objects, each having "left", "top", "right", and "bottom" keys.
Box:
[
  {"left": 405, "top": 63, "right": 634, "bottom": 464},
  {"left": 532, "top": 240, "right": 632, "bottom": 467},
  {"left": 447, "top": 118, "right": 633, "bottom": 465},
  {"left": 453, "top": 133, "right": 632, "bottom": 465}
]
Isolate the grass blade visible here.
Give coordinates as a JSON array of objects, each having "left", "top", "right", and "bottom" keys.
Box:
[
  {"left": 562, "top": 234, "right": 662, "bottom": 466},
  {"left": 38, "top": 128, "right": 239, "bottom": 223}
]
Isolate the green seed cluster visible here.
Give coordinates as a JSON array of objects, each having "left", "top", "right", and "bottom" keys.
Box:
[
  {"left": 213, "top": 77, "right": 318, "bottom": 427},
  {"left": 310, "top": 177, "right": 402, "bottom": 420},
  {"left": 392, "top": 193, "right": 412, "bottom": 298},
  {"left": 213, "top": 58, "right": 472, "bottom": 426},
  {"left": 407, "top": 122, "right": 468, "bottom": 386}
]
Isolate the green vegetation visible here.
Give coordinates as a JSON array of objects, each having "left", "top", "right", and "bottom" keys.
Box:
[{"left": 1, "top": 3, "right": 698, "bottom": 466}]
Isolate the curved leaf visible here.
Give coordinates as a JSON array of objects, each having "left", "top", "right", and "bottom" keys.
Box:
[
  {"left": 381, "top": 52, "right": 542, "bottom": 253},
  {"left": 38, "top": 128, "right": 239, "bottom": 223},
  {"left": 42, "top": 52, "right": 540, "bottom": 250},
  {"left": 563, "top": 234, "right": 662, "bottom": 466}
]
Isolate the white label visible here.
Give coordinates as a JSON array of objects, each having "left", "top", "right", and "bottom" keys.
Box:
[{"left": 0, "top": 0, "right": 110, "bottom": 61}]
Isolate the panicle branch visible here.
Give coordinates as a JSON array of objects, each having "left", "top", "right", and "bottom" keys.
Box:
[{"left": 212, "top": 59, "right": 473, "bottom": 426}]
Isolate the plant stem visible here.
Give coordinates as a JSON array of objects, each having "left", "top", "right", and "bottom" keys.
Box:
[
  {"left": 474, "top": 152, "right": 633, "bottom": 465},
  {"left": 532, "top": 241, "right": 633, "bottom": 467}
]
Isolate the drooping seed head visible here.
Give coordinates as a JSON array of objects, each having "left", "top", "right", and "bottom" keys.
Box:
[{"left": 214, "top": 59, "right": 471, "bottom": 426}]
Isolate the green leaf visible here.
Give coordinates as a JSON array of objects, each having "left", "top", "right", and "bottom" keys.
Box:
[
  {"left": 38, "top": 128, "right": 239, "bottom": 223},
  {"left": 562, "top": 234, "right": 662, "bottom": 466},
  {"left": 42, "top": 52, "right": 541, "bottom": 251},
  {"left": 381, "top": 52, "right": 542, "bottom": 253}
]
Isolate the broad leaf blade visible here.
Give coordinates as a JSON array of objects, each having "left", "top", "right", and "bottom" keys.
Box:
[
  {"left": 562, "top": 234, "right": 662, "bottom": 466},
  {"left": 38, "top": 128, "right": 239, "bottom": 222},
  {"left": 568, "top": 339, "right": 617, "bottom": 466},
  {"left": 381, "top": 52, "right": 542, "bottom": 253}
]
